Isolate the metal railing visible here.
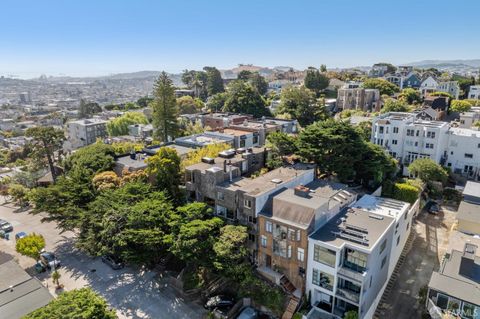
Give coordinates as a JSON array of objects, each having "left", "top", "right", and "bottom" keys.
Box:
[{"left": 336, "top": 287, "right": 360, "bottom": 304}]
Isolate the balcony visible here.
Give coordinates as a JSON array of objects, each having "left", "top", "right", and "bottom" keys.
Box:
[
  {"left": 336, "top": 287, "right": 360, "bottom": 304},
  {"left": 337, "top": 266, "right": 366, "bottom": 283}
]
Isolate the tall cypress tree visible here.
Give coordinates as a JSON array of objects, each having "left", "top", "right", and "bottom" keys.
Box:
[{"left": 151, "top": 72, "right": 179, "bottom": 142}]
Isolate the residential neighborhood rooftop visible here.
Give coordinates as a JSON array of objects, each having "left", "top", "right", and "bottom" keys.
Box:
[
  {"left": 352, "top": 195, "right": 410, "bottom": 222},
  {"left": 310, "top": 207, "right": 395, "bottom": 250}
]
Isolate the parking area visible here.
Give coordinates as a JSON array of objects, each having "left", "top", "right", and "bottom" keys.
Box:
[
  {"left": 0, "top": 200, "right": 206, "bottom": 319},
  {"left": 376, "top": 204, "right": 457, "bottom": 319}
]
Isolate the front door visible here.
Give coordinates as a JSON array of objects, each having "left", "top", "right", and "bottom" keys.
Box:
[{"left": 265, "top": 254, "right": 272, "bottom": 268}]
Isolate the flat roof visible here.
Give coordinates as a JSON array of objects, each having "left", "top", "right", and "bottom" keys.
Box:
[
  {"left": 175, "top": 132, "right": 234, "bottom": 147},
  {"left": 68, "top": 118, "right": 107, "bottom": 125},
  {"left": 115, "top": 154, "right": 148, "bottom": 169},
  {"left": 450, "top": 127, "right": 480, "bottom": 137},
  {"left": 457, "top": 201, "right": 480, "bottom": 223},
  {"left": 464, "top": 181, "right": 480, "bottom": 198},
  {"left": 219, "top": 164, "right": 315, "bottom": 197},
  {"left": 429, "top": 250, "right": 480, "bottom": 306},
  {"left": 0, "top": 260, "right": 53, "bottom": 319},
  {"left": 310, "top": 207, "right": 395, "bottom": 250},
  {"left": 221, "top": 128, "right": 253, "bottom": 136},
  {"left": 352, "top": 195, "right": 410, "bottom": 222}
]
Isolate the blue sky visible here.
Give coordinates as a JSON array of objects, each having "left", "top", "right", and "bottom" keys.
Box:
[{"left": 1, "top": 0, "right": 479, "bottom": 78}]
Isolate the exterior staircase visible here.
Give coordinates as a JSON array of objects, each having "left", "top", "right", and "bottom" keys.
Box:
[
  {"left": 280, "top": 275, "right": 296, "bottom": 294},
  {"left": 282, "top": 296, "right": 300, "bottom": 319},
  {"left": 373, "top": 227, "right": 417, "bottom": 319}
]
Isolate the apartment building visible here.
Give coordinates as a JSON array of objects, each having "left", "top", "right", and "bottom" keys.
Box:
[
  {"left": 185, "top": 147, "right": 267, "bottom": 203},
  {"left": 305, "top": 195, "right": 414, "bottom": 319},
  {"left": 371, "top": 112, "right": 480, "bottom": 180},
  {"left": 214, "top": 164, "right": 316, "bottom": 260},
  {"left": 458, "top": 107, "right": 480, "bottom": 128},
  {"left": 174, "top": 131, "right": 234, "bottom": 148},
  {"left": 469, "top": 85, "right": 480, "bottom": 99},
  {"left": 437, "top": 81, "right": 460, "bottom": 99},
  {"left": 64, "top": 118, "right": 107, "bottom": 151},
  {"left": 336, "top": 88, "right": 381, "bottom": 112},
  {"left": 257, "top": 181, "right": 356, "bottom": 294},
  {"left": 202, "top": 113, "right": 253, "bottom": 129}
]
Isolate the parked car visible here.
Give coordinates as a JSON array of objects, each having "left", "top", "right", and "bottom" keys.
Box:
[
  {"left": 204, "top": 295, "right": 235, "bottom": 310},
  {"left": 425, "top": 201, "right": 440, "bottom": 214},
  {"left": 15, "top": 231, "right": 27, "bottom": 240},
  {"left": 0, "top": 219, "right": 13, "bottom": 233},
  {"left": 101, "top": 254, "right": 124, "bottom": 270},
  {"left": 237, "top": 307, "right": 257, "bottom": 319},
  {"left": 39, "top": 252, "right": 60, "bottom": 269}
]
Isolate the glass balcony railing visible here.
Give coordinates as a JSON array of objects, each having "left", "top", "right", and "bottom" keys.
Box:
[{"left": 336, "top": 287, "right": 360, "bottom": 304}]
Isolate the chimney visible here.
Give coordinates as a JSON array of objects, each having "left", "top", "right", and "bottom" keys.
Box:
[{"left": 294, "top": 185, "right": 310, "bottom": 198}]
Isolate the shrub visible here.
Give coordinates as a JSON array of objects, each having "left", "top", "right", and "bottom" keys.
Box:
[{"left": 392, "top": 183, "right": 420, "bottom": 204}]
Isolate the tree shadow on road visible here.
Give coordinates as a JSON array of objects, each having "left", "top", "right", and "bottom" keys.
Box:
[{"left": 51, "top": 238, "right": 204, "bottom": 319}]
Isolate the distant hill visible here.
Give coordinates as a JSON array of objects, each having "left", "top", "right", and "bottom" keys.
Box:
[{"left": 405, "top": 59, "right": 480, "bottom": 68}]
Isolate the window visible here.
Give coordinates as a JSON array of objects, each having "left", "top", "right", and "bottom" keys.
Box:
[
  {"left": 296, "top": 230, "right": 301, "bottom": 241},
  {"left": 406, "top": 129, "right": 414, "bottom": 136},
  {"left": 426, "top": 143, "right": 434, "bottom": 149},
  {"left": 244, "top": 199, "right": 252, "bottom": 208},
  {"left": 465, "top": 153, "right": 473, "bottom": 158},
  {"left": 380, "top": 239, "right": 387, "bottom": 254},
  {"left": 287, "top": 245, "right": 292, "bottom": 258},
  {"left": 406, "top": 222, "right": 410, "bottom": 231},
  {"left": 265, "top": 221, "right": 273, "bottom": 233},
  {"left": 396, "top": 236, "right": 400, "bottom": 246},
  {"left": 392, "top": 140, "right": 398, "bottom": 145},
  {"left": 416, "top": 130, "right": 420, "bottom": 137},
  {"left": 313, "top": 245, "right": 336, "bottom": 267},
  {"left": 344, "top": 248, "right": 368, "bottom": 272},
  {"left": 478, "top": 143, "right": 480, "bottom": 148},
  {"left": 427, "top": 131, "right": 436, "bottom": 138},
  {"left": 379, "top": 126, "right": 384, "bottom": 134},
  {"left": 261, "top": 235, "right": 267, "bottom": 247},
  {"left": 217, "top": 192, "right": 224, "bottom": 200},
  {"left": 312, "top": 269, "right": 334, "bottom": 291},
  {"left": 297, "top": 248, "right": 305, "bottom": 262},
  {"left": 248, "top": 234, "right": 255, "bottom": 242},
  {"left": 253, "top": 135, "right": 259, "bottom": 144},
  {"left": 381, "top": 255, "right": 387, "bottom": 269},
  {"left": 288, "top": 228, "right": 296, "bottom": 241},
  {"left": 393, "top": 127, "right": 399, "bottom": 134}
]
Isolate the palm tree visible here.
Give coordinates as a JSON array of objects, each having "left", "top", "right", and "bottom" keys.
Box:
[{"left": 52, "top": 270, "right": 61, "bottom": 288}]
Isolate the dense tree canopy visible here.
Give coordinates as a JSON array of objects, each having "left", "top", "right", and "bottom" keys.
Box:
[
  {"left": 16, "top": 233, "right": 45, "bottom": 260},
  {"left": 176, "top": 96, "right": 204, "bottom": 114},
  {"left": 25, "top": 126, "right": 65, "bottom": 182},
  {"left": 23, "top": 288, "right": 117, "bottom": 319},
  {"left": 381, "top": 98, "right": 411, "bottom": 113},
  {"left": 151, "top": 72, "right": 179, "bottom": 142},
  {"left": 363, "top": 78, "right": 400, "bottom": 96},
  {"left": 106, "top": 112, "right": 148, "bottom": 136},
  {"left": 206, "top": 92, "right": 227, "bottom": 112},
  {"left": 146, "top": 147, "right": 182, "bottom": 203},
  {"left": 276, "top": 86, "right": 326, "bottom": 126},
  {"left": 408, "top": 158, "right": 448, "bottom": 185},
  {"left": 203, "top": 66, "right": 224, "bottom": 96},
  {"left": 398, "top": 88, "right": 422, "bottom": 104},
  {"left": 304, "top": 68, "right": 329, "bottom": 96},
  {"left": 223, "top": 81, "right": 270, "bottom": 117},
  {"left": 450, "top": 99, "right": 472, "bottom": 113},
  {"left": 78, "top": 99, "right": 102, "bottom": 118},
  {"left": 298, "top": 120, "right": 395, "bottom": 185}
]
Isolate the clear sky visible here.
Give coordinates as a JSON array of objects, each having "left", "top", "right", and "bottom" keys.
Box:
[{"left": 1, "top": 0, "right": 479, "bottom": 78}]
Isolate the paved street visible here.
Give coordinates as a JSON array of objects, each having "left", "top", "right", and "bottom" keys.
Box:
[
  {"left": 0, "top": 200, "right": 206, "bottom": 319},
  {"left": 377, "top": 204, "right": 457, "bottom": 319}
]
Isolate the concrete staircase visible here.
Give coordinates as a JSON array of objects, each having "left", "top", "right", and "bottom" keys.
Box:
[
  {"left": 282, "top": 296, "right": 300, "bottom": 319},
  {"left": 373, "top": 228, "right": 417, "bottom": 319},
  {"left": 280, "top": 275, "right": 296, "bottom": 294}
]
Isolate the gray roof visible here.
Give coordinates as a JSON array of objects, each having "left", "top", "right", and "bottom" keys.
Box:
[
  {"left": 457, "top": 201, "right": 480, "bottom": 224},
  {"left": 310, "top": 207, "right": 395, "bottom": 250},
  {"left": 219, "top": 164, "right": 315, "bottom": 197},
  {"left": 0, "top": 260, "right": 53, "bottom": 319},
  {"left": 429, "top": 250, "right": 480, "bottom": 306},
  {"left": 115, "top": 154, "right": 148, "bottom": 169},
  {"left": 260, "top": 180, "right": 353, "bottom": 229},
  {"left": 464, "top": 181, "right": 480, "bottom": 199}
]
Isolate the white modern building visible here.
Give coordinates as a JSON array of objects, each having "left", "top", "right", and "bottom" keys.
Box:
[
  {"left": 469, "top": 85, "right": 480, "bottom": 100},
  {"left": 437, "top": 81, "right": 460, "bottom": 99},
  {"left": 305, "top": 195, "right": 416, "bottom": 319},
  {"left": 64, "top": 118, "right": 107, "bottom": 151},
  {"left": 372, "top": 112, "right": 480, "bottom": 180}
]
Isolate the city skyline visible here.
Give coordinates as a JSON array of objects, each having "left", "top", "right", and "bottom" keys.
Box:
[{"left": 1, "top": 0, "right": 480, "bottom": 78}]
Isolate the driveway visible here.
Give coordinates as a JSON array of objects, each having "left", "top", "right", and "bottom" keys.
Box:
[
  {"left": 0, "top": 200, "right": 206, "bottom": 319},
  {"left": 376, "top": 204, "right": 457, "bottom": 319}
]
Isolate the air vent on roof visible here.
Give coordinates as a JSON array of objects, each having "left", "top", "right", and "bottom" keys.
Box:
[
  {"left": 271, "top": 179, "right": 283, "bottom": 184},
  {"left": 219, "top": 150, "right": 235, "bottom": 158},
  {"left": 201, "top": 157, "right": 215, "bottom": 164},
  {"left": 369, "top": 214, "right": 384, "bottom": 220}
]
